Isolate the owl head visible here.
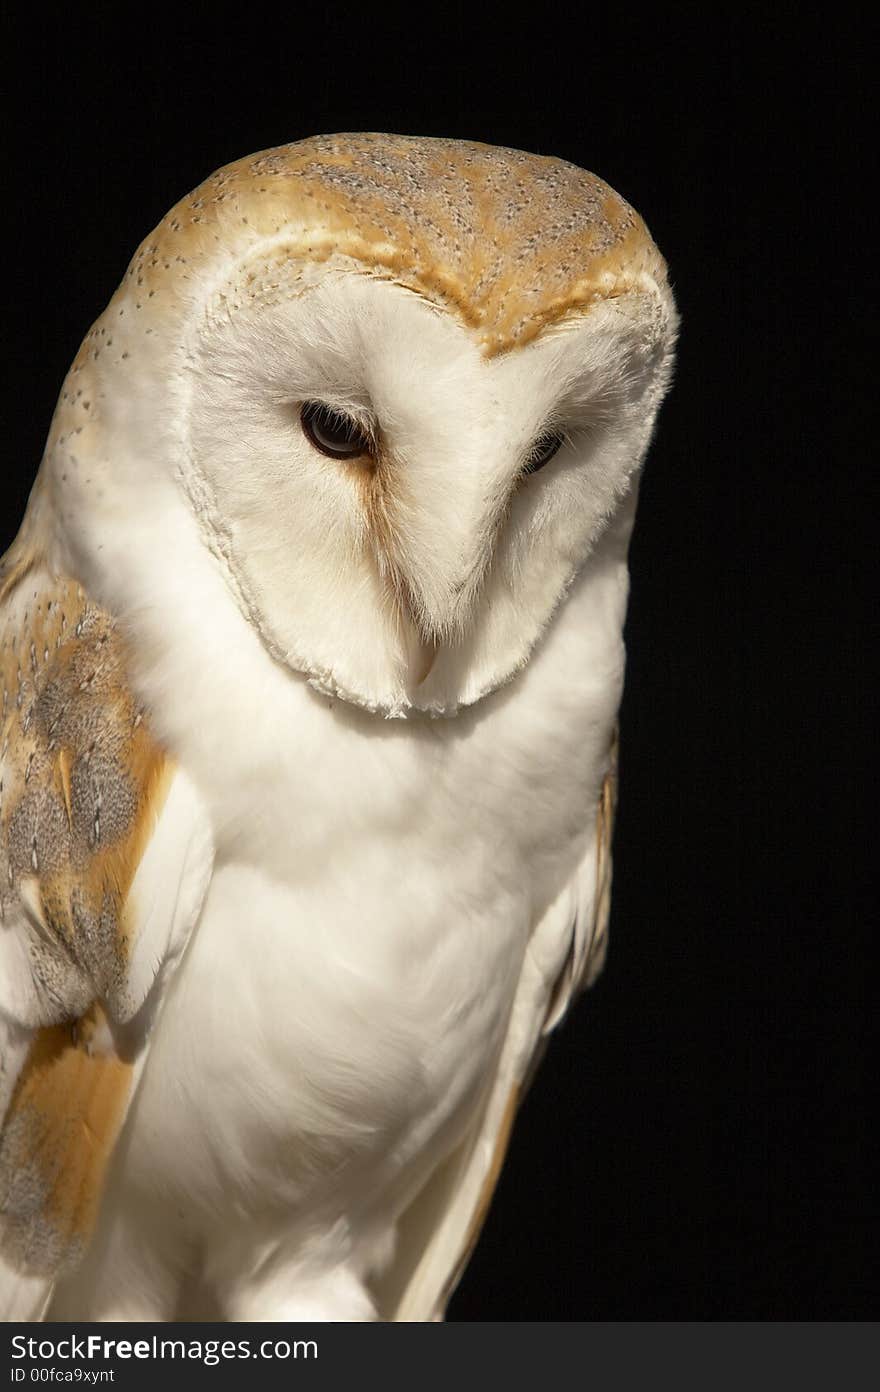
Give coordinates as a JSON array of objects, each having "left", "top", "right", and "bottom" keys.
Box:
[{"left": 40, "top": 134, "right": 677, "bottom": 717}]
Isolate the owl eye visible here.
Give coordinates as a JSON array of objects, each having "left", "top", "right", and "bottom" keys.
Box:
[
  {"left": 522, "top": 430, "right": 564, "bottom": 476},
  {"left": 300, "top": 401, "right": 371, "bottom": 460}
]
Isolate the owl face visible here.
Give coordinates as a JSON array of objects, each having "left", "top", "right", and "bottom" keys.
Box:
[{"left": 45, "top": 135, "right": 677, "bottom": 716}]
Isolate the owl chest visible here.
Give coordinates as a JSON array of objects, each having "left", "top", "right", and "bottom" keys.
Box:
[{"left": 136, "top": 703, "right": 589, "bottom": 1212}]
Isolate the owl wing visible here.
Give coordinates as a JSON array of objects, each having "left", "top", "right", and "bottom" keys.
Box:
[
  {"left": 381, "top": 743, "right": 617, "bottom": 1322},
  {"left": 0, "top": 551, "right": 213, "bottom": 1320}
]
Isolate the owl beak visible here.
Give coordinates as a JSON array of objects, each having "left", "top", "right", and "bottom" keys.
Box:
[
  {"left": 399, "top": 611, "right": 440, "bottom": 691},
  {"left": 375, "top": 451, "right": 506, "bottom": 679},
  {"left": 411, "top": 634, "right": 439, "bottom": 687}
]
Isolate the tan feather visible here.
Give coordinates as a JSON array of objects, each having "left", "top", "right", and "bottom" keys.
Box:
[
  {"left": 0, "top": 1013, "right": 132, "bottom": 1278},
  {"left": 1, "top": 565, "right": 173, "bottom": 1284}
]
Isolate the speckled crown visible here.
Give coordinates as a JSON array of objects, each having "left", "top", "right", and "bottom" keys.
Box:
[{"left": 107, "top": 132, "right": 667, "bottom": 357}]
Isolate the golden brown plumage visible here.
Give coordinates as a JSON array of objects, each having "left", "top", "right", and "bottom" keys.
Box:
[{"left": 0, "top": 565, "right": 172, "bottom": 1284}]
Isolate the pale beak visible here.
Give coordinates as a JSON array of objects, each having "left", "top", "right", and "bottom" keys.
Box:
[{"left": 411, "top": 634, "right": 439, "bottom": 687}]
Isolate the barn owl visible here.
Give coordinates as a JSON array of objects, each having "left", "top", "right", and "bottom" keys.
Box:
[{"left": 0, "top": 133, "right": 676, "bottom": 1322}]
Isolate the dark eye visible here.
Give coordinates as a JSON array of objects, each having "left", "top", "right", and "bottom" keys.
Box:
[
  {"left": 300, "top": 401, "right": 371, "bottom": 459},
  {"left": 522, "top": 430, "right": 564, "bottom": 476}
]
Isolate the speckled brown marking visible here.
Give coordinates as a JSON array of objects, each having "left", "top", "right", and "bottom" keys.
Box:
[
  {"left": 0, "top": 561, "right": 172, "bottom": 1276},
  {"left": 0, "top": 1011, "right": 132, "bottom": 1276},
  {"left": 0, "top": 574, "right": 169, "bottom": 1008},
  {"left": 58, "top": 134, "right": 667, "bottom": 379}
]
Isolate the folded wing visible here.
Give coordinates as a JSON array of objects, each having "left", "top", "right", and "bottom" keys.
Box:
[
  {"left": 0, "top": 552, "right": 213, "bottom": 1319},
  {"left": 380, "top": 741, "right": 617, "bottom": 1321}
]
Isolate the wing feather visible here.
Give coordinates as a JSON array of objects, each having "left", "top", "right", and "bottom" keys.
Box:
[
  {"left": 0, "top": 561, "right": 213, "bottom": 1318},
  {"left": 384, "top": 744, "right": 618, "bottom": 1321}
]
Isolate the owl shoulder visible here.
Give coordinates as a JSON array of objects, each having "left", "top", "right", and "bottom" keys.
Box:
[{"left": 0, "top": 557, "right": 172, "bottom": 1029}]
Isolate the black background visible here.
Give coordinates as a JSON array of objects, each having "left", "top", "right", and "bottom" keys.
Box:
[{"left": 2, "top": 9, "right": 873, "bottom": 1319}]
